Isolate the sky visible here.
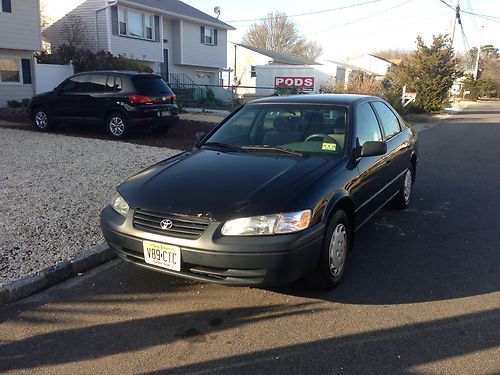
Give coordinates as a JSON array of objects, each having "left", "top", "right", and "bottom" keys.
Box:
[{"left": 183, "top": 0, "right": 500, "bottom": 61}]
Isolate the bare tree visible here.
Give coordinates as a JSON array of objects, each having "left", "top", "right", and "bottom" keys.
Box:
[
  {"left": 62, "top": 15, "right": 92, "bottom": 49},
  {"left": 242, "top": 12, "right": 323, "bottom": 60}
]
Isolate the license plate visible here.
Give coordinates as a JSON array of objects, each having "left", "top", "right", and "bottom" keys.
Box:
[
  {"left": 161, "top": 111, "right": 171, "bottom": 117},
  {"left": 143, "top": 241, "right": 181, "bottom": 271}
]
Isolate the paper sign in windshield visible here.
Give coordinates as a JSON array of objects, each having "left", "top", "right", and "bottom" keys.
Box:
[{"left": 322, "top": 142, "right": 337, "bottom": 151}]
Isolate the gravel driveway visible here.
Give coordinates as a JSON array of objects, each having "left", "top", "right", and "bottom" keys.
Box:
[{"left": 0, "top": 127, "right": 179, "bottom": 287}]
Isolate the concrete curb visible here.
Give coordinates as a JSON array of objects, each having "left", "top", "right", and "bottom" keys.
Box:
[{"left": 0, "top": 244, "right": 116, "bottom": 306}]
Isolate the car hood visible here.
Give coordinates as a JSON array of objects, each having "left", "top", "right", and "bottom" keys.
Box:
[{"left": 119, "top": 149, "right": 341, "bottom": 221}]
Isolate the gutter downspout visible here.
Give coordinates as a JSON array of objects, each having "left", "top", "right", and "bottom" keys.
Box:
[{"left": 95, "top": 0, "right": 118, "bottom": 50}]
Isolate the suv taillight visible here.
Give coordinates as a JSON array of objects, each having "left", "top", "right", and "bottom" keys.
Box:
[
  {"left": 129, "top": 95, "right": 153, "bottom": 104},
  {"left": 170, "top": 95, "right": 176, "bottom": 104}
]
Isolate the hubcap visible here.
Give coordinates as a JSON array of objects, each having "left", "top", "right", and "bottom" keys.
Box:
[
  {"left": 329, "top": 223, "right": 347, "bottom": 277},
  {"left": 109, "top": 117, "right": 125, "bottom": 136},
  {"left": 403, "top": 169, "right": 412, "bottom": 203},
  {"left": 35, "top": 111, "right": 48, "bottom": 129}
]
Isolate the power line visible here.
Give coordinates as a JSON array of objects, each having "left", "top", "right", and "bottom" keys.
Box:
[
  {"left": 303, "top": 0, "right": 414, "bottom": 36},
  {"left": 226, "top": 0, "right": 384, "bottom": 23}
]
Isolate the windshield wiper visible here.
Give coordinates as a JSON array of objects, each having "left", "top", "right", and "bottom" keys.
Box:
[
  {"left": 201, "top": 142, "right": 242, "bottom": 153},
  {"left": 241, "top": 145, "right": 303, "bottom": 156}
]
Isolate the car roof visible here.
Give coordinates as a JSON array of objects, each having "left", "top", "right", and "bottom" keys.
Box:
[
  {"left": 249, "top": 94, "right": 381, "bottom": 106},
  {"left": 73, "top": 71, "right": 160, "bottom": 77}
]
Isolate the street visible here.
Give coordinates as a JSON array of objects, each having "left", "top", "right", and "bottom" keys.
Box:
[{"left": 0, "top": 100, "right": 499, "bottom": 374}]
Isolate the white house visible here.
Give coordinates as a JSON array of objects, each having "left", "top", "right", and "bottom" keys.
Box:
[
  {"left": 228, "top": 43, "right": 351, "bottom": 97},
  {"left": 0, "top": 0, "right": 42, "bottom": 107},
  {"left": 342, "top": 54, "right": 396, "bottom": 78},
  {"left": 41, "top": 0, "right": 234, "bottom": 89}
]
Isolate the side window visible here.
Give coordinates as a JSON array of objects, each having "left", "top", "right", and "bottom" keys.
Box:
[
  {"left": 88, "top": 74, "right": 107, "bottom": 93},
  {"left": 114, "top": 77, "right": 123, "bottom": 91},
  {"left": 372, "top": 102, "right": 401, "bottom": 140},
  {"left": 356, "top": 103, "right": 382, "bottom": 146},
  {"left": 105, "top": 75, "right": 115, "bottom": 92},
  {"left": 59, "top": 75, "right": 89, "bottom": 93}
]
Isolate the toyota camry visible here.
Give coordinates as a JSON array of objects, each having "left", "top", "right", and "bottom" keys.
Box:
[{"left": 100, "top": 94, "right": 418, "bottom": 289}]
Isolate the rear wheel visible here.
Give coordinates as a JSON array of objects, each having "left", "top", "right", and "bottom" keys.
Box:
[
  {"left": 392, "top": 167, "right": 413, "bottom": 209},
  {"left": 106, "top": 112, "right": 129, "bottom": 139},
  {"left": 314, "top": 210, "right": 352, "bottom": 290},
  {"left": 33, "top": 107, "right": 55, "bottom": 132}
]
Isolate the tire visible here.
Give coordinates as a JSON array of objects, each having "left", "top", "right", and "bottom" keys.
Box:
[
  {"left": 392, "top": 167, "right": 414, "bottom": 209},
  {"left": 106, "top": 112, "right": 129, "bottom": 139},
  {"left": 314, "top": 210, "right": 352, "bottom": 290},
  {"left": 33, "top": 106, "right": 54, "bottom": 132}
]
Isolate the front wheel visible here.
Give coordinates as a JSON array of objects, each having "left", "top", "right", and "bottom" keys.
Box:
[
  {"left": 106, "top": 112, "right": 129, "bottom": 139},
  {"left": 314, "top": 210, "right": 352, "bottom": 290},
  {"left": 33, "top": 107, "right": 55, "bottom": 132}
]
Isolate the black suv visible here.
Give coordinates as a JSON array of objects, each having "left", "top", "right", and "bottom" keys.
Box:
[{"left": 29, "top": 71, "right": 179, "bottom": 139}]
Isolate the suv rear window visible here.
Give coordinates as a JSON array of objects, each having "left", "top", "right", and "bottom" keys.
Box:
[{"left": 132, "top": 76, "right": 173, "bottom": 96}]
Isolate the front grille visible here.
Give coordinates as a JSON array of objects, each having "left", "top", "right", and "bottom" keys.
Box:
[{"left": 133, "top": 209, "right": 210, "bottom": 239}]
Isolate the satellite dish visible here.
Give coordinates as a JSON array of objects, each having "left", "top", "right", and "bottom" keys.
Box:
[{"left": 214, "top": 6, "right": 221, "bottom": 19}]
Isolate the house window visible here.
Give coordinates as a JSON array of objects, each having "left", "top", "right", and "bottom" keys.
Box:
[
  {"left": 118, "top": 8, "right": 127, "bottom": 35},
  {"left": 118, "top": 7, "right": 154, "bottom": 41},
  {"left": 250, "top": 65, "right": 256, "bottom": 78},
  {"left": 200, "top": 26, "right": 218, "bottom": 46},
  {"left": 0, "top": 58, "right": 20, "bottom": 83},
  {"left": 204, "top": 27, "right": 214, "bottom": 44}
]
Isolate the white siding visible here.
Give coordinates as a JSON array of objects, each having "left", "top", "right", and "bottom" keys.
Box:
[
  {"left": 109, "top": 35, "right": 162, "bottom": 62},
  {"left": 345, "top": 55, "right": 391, "bottom": 76},
  {"left": 0, "top": 50, "right": 34, "bottom": 107},
  {"left": 96, "top": 8, "right": 108, "bottom": 51},
  {"left": 0, "top": 0, "right": 41, "bottom": 51},
  {"left": 181, "top": 21, "right": 227, "bottom": 68},
  {"left": 171, "top": 20, "right": 183, "bottom": 65},
  {"left": 42, "top": 0, "right": 106, "bottom": 51}
]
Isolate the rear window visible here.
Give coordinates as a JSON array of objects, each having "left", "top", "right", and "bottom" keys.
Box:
[{"left": 132, "top": 76, "right": 173, "bottom": 96}]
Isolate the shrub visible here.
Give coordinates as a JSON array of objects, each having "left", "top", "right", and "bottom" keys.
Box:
[
  {"left": 35, "top": 44, "right": 153, "bottom": 73},
  {"left": 7, "top": 98, "right": 30, "bottom": 108}
]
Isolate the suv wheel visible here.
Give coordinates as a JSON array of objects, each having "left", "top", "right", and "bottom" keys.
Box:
[
  {"left": 33, "top": 107, "right": 54, "bottom": 132},
  {"left": 107, "top": 112, "right": 129, "bottom": 139}
]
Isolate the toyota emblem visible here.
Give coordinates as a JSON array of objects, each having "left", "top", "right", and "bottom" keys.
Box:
[{"left": 160, "top": 219, "right": 173, "bottom": 230}]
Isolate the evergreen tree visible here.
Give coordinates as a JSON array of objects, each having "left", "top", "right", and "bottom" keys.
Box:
[{"left": 384, "top": 35, "right": 462, "bottom": 112}]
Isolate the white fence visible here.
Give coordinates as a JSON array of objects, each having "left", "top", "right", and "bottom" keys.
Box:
[{"left": 33, "top": 58, "right": 74, "bottom": 95}]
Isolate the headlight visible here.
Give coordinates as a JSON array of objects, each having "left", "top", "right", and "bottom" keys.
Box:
[
  {"left": 111, "top": 192, "right": 129, "bottom": 217},
  {"left": 221, "top": 210, "right": 311, "bottom": 236}
]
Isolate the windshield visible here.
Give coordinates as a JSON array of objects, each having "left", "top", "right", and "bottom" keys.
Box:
[{"left": 204, "top": 104, "right": 348, "bottom": 156}]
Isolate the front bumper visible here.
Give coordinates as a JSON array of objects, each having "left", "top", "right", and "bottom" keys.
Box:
[{"left": 100, "top": 206, "right": 324, "bottom": 287}]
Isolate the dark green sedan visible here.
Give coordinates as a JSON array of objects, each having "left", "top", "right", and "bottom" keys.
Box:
[{"left": 100, "top": 94, "right": 418, "bottom": 289}]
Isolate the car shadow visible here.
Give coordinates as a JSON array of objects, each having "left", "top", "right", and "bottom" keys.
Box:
[{"left": 272, "top": 121, "right": 500, "bottom": 304}]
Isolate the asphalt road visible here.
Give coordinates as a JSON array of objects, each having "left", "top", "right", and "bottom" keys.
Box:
[{"left": 1, "top": 100, "right": 499, "bottom": 374}]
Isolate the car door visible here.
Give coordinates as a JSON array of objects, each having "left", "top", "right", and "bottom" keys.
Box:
[
  {"left": 52, "top": 74, "right": 90, "bottom": 121},
  {"left": 350, "top": 102, "right": 391, "bottom": 228},
  {"left": 371, "top": 101, "right": 410, "bottom": 198},
  {"left": 84, "top": 74, "right": 116, "bottom": 123}
]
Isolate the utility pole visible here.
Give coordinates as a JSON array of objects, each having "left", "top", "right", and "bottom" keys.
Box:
[
  {"left": 450, "top": 1, "right": 461, "bottom": 48},
  {"left": 473, "top": 26, "right": 484, "bottom": 79}
]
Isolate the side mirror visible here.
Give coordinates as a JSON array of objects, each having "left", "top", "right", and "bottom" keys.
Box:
[
  {"left": 194, "top": 132, "right": 207, "bottom": 145},
  {"left": 361, "top": 141, "right": 387, "bottom": 157}
]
